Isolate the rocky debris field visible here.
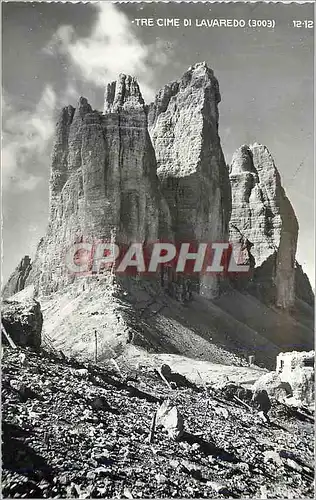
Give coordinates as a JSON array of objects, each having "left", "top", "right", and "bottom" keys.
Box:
[{"left": 2, "top": 347, "right": 314, "bottom": 499}]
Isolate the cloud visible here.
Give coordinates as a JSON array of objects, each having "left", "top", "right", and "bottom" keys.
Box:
[
  {"left": 2, "top": 3, "right": 170, "bottom": 197},
  {"left": 45, "top": 3, "right": 168, "bottom": 102},
  {"left": 2, "top": 86, "right": 56, "bottom": 193}
]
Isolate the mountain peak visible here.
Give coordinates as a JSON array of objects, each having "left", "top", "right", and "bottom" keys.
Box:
[
  {"left": 188, "top": 61, "right": 214, "bottom": 73},
  {"left": 104, "top": 74, "right": 145, "bottom": 113},
  {"left": 75, "top": 96, "right": 92, "bottom": 118},
  {"left": 179, "top": 62, "right": 219, "bottom": 97}
]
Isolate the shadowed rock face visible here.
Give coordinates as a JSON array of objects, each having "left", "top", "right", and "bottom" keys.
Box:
[
  {"left": 2, "top": 256, "right": 32, "bottom": 299},
  {"left": 148, "top": 62, "right": 231, "bottom": 298},
  {"left": 295, "top": 263, "right": 314, "bottom": 307},
  {"left": 229, "top": 143, "right": 299, "bottom": 309}
]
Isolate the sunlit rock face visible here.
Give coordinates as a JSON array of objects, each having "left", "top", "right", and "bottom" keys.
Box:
[
  {"left": 27, "top": 64, "right": 232, "bottom": 298},
  {"left": 148, "top": 62, "right": 231, "bottom": 298},
  {"left": 229, "top": 143, "right": 299, "bottom": 309},
  {"left": 28, "top": 75, "right": 172, "bottom": 295}
]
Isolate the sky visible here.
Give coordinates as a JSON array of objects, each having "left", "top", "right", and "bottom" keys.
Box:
[{"left": 2, "top": 1, "right": 315, "bottom": 285}]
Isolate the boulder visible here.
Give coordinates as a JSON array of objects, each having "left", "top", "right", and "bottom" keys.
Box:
[
  {"left": 251, "top": 389, "right": 271, "bottom": 414},
  {"left": 220, "top": 383, "right": 253, "bottom": 403},
  {"left": 159, "top": 364, "right": 200, "bottom": 391},
  {"left": 156, "top": 399, "right": 184, "bottom": 440},
  {"left": 9, "top": 380, "right": 39, "bottom": 402},
  {"left": 90, "top": 396, "right": 112, "bottom": 412},
  {"left": 1, "top": 297, "right": 42, "bottom": 349},
  {"left": 160, "top": 364, "right": 172, "bottom": 379},
  {"left": 252, "top": 372, "right": 293, "bottom": 402}
]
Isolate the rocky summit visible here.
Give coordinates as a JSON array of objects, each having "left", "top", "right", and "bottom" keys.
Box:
[
  {"left": 1, "top": 62, "right": 315, "bottom": 500},
  {"left": 2, "top": 63, "right": 314, "bottom": 369},
  {"left": 2, "top": 62, "right": 314, "bottom": 374}
]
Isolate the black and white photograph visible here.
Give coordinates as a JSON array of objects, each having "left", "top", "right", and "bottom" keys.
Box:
[{"left": 1, "top": 0, "right": 315, "bottom": 498}]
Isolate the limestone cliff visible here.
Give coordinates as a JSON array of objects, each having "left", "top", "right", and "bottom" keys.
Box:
[
  {"left": 27, "top": 75, "right": 171, "bottom": 294},
  {"left": 229, "top": 144, "right": 299, "bottom": 309},
  {"left": 3, "top": 64, "right": 313, "bottom": 367},
  {"left": 28, "top": 64, "right": 231, "bottom": 299},
  {"left": 148, "top": 62, "right": 231, "bottom": 297},
  {"left": 2, "top": 256, "right": 32, "bottom": 299}
]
